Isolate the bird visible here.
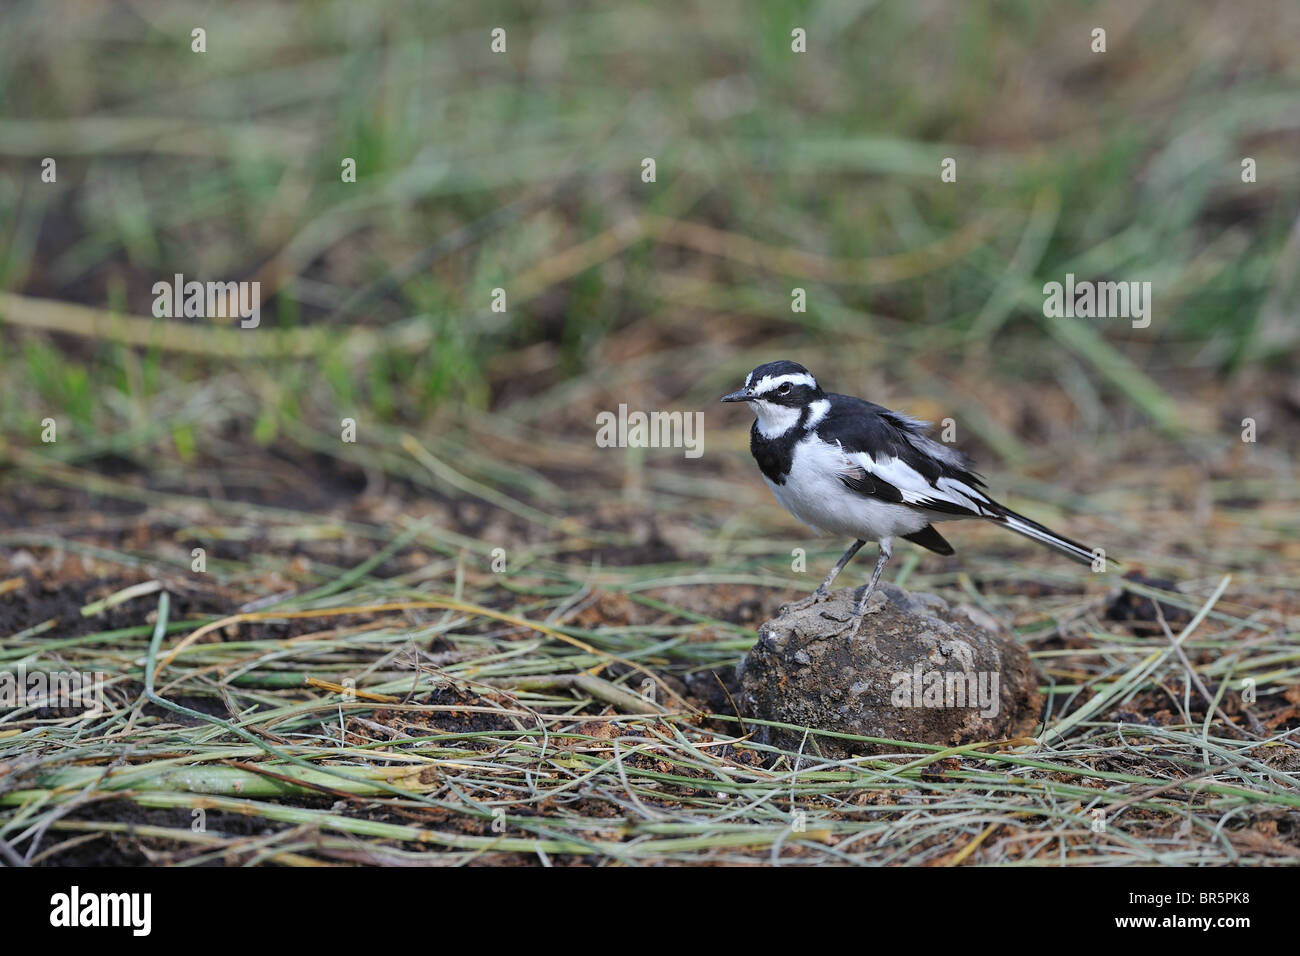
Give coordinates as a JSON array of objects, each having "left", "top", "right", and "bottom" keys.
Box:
[{"left": 721, "top": 360, "right": 1103, "bottom": 638}]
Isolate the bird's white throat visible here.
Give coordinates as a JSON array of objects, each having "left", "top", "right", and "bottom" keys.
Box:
[{"left": 750, "top": 399, "right": 802, "bottom": 438}]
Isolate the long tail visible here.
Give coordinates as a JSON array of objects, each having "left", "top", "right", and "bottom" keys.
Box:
[{"left": 994, "top": 507, "right": 1099, "bottom": 567}]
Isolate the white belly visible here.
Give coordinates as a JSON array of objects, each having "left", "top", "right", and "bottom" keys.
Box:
[{"left": 763, "top": 438, "right": 931, "bottom": 541}]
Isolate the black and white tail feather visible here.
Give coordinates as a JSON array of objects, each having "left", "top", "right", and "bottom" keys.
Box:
[
  {"left": 994, "top": 508, "right": 1096, "bottom": 566},
  {"left": 722, "top": 360, "right": 1107, "bottom": 638}
]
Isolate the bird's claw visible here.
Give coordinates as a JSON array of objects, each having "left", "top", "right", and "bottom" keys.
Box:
[
  {"left": 822, "top": 594, "right": 885, "bottom": 639},
  {"left": 780, "top": 589, "right": 829, "bottom": 615},
  {"left": 821, "top": 614, "right": 858, "bottom": 639}
]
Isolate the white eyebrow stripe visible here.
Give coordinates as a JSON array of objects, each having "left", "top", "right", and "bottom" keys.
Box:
[
  {"left": 744, "top": 370, "right": 753, "bottom": 387},
  {"left": 753, "top": 372, "right": 817, "bottom": 393}
]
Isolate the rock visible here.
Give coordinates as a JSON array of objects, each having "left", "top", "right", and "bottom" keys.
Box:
[{"left": 737, "top": 583, "right": 1043, "bottom": 758}]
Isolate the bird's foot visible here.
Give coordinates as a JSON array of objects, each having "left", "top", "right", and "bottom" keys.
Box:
[
  {"left": 780, "top": 588, "right": 830, "bottom": 615},
  {"left": 820, "top": 593, "right": 886, "bottom": 639}
]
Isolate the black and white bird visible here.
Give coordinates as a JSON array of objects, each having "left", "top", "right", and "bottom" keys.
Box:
[{"left": 722, "top": 360, "right": 1101, "bottom": 637}]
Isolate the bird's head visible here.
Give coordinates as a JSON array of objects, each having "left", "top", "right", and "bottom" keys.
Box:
[{"left": 721, "top": 360, "right": 826, "bottom": 435}]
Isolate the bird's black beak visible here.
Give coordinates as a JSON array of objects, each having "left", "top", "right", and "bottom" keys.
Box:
[{"left": 720, "top": 388, "right": 752, "bottom": 403}]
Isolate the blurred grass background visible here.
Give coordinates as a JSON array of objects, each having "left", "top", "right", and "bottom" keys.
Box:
[
  {"left": 1, "top": 0, "right": 1296, "bottom": 453},
  {"left": 2, "top": 0, "right": 1299, "bottom": 868}
]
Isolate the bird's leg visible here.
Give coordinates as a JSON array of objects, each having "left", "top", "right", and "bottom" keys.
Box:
[
  {"left": 780, "top": 539, "right": 865, "bottom": 614},
  {"left": 847, "top": 537, "right": 893, "bottom": 636},
  {"left": 823, "top": 538, "right": 893, "bottom": 639}
]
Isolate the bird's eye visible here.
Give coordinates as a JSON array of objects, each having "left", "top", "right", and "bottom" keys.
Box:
[{"left": 777, "top": 383, "right": 792, "bottom": 395}]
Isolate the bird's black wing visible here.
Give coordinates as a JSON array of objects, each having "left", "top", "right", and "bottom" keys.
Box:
[{"left": 814, "top": 394, "right": 1002, "bottom": 519}]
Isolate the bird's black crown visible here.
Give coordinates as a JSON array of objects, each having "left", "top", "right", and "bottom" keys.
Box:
[{"left": 722, "top": 360, "right": 824, "bottom": 407}]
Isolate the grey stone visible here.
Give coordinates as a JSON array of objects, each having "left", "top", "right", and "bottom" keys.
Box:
[{"left": 738, "top": 583, "right": 1043, "bottom": 758}]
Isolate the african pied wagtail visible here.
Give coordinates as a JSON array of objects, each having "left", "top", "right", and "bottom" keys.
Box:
[{"left": 722, "top": 360, "right": 1101, "bottom": 637}]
